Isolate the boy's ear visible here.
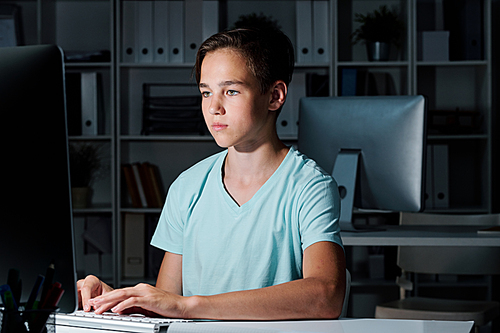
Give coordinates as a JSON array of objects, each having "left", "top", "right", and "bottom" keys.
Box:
[{"left": 269, "top": 81, "right": 287, "bottom": 112}]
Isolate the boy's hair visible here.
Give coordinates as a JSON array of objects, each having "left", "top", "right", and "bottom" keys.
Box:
[{"left": 194, "top": 28, "right": 295, "bottom": 95}]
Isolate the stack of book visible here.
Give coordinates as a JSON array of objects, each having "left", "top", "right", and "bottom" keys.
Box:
[
  {"left": 122, "top": 162, "right": 165, "bottom": 208},
  {"left": 142, "top": 83, "right": 206, "bottom": 135}
]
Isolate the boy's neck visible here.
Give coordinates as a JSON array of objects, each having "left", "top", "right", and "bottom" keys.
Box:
[{"left": 222, "top": 140, "right": 289, "bottom": 206}]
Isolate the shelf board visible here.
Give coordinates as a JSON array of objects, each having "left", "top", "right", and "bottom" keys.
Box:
[
  {"left": 69, "top": 135, "right": 113, "bottom": 141},
  {"left": 120, "top": 135, "right": 214, "bottom": 142},
  {"left": 73, "top": 206, "right": 113, "bottom": 214},
  {"left": 417, "top": 60, "right": 488, "bottom": 67},
  {"left": 65, "top": 62, "right": 112, "bottom": 68},
  {"left": 119, "top": 62, "right": 195, "bottom": 69},
  {"left": 120, "top": 207, "right": 162, "bottom": 214},
  {"left": 427, "top": 134, "right": 489, "bottom": 141},
  {"left": 118, "top": 62, "right": 329, "bottom": 69},
  {"left": 295, "top": 62, "right": 330, "bottom": 69},
  {"left": 424, "top": 207, "right": 490, "bottom": 214},
  {"left": 337, "top": 61, "right": 410, "bottom": 67}
]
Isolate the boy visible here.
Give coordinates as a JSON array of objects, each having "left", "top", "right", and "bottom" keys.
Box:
[{"left": 79, "top": 27, "right": 345, "bottom": 320}]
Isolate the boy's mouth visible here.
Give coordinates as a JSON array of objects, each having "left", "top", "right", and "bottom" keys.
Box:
[{"left": 212, "top": 123, "right": 228, "bottom": 132}]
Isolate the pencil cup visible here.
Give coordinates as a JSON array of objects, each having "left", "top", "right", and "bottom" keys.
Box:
[{"left": 0, "top": 308, "right": 55, "bottom": 333}]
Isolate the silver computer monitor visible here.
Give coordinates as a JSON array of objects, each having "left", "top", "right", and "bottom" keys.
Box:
[
  {"left": 298, "top": 95, "right": 427, "bottom": 232},
  {"left": 0, "top": 45, "right": 77, "bottom": 313}
]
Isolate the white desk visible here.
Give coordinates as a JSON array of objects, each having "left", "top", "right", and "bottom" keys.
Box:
[
  {"left": 168, "top": 318, "right": 473, "bottom": 333},
  {"left": 341, "top": 225, "right": 500, "bottom": 247}
]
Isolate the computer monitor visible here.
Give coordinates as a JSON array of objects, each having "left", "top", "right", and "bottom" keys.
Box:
[
  {"left": 0, "top": 45, "right": 77, "bottom": 312},
  {"left": 298, "top": 96, "right": 427, "bottom": 232}
]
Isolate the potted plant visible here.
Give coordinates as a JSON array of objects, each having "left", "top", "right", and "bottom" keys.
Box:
[
  {"left": 231, "top": 12, "right": 281, "bottom": 30},
  {"left": 351, "top": 5, "right": 405, "bottom": 61},
  {"left": 69, "top": 143, "right": 103, "bottom": 208}
]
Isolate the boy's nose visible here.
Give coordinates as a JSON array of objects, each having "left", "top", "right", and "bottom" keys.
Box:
[{"left": 209, "top": 97, "right": 225, "bottom": 115}]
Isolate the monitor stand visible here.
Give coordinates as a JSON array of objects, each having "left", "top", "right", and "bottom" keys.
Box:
[{"left": 332, "top": 149, "right": 384, "bottom": 233}]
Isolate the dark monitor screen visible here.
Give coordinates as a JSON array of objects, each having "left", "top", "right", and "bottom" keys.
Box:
[
  {"left": 298, "top": 96, "right": 427, "bottom": 231},
  {"left": 0, "top": 45, "right": 77, "bottom": 313}
]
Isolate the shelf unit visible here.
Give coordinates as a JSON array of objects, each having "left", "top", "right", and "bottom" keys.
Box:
[
  {"left": 10, "top": 0, "right": 493, "bottom": 301},
  {"left": 4, "top": 0, "right": 117, "bottom": 282}
]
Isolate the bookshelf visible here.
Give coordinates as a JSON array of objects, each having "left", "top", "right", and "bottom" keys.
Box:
[
  {"left": 3, "top": 0, "right": 117, "bottom": 283},
  {"left": 9, "top": 0, "right": 494, "bottom": 311}
]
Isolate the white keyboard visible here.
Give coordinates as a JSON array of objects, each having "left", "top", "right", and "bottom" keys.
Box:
[
  {"left": 52, "top": 310, "right": 191, "bottom": 333},
  {"left": 67, "top": 310, "right": 190, "bottom": 324}
]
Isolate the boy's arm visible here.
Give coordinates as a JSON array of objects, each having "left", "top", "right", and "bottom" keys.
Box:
[
  {"left": 156, "top": 252, "right": 183, "bottom": 295},
  {"left": 89, "top": 241, "right": 346, "bottom": 320},
  {"left": 185, "top": 240, "right": 346, "bottom": 320}
]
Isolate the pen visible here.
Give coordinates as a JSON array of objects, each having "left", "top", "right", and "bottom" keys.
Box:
[
  {"left": 39, "top": 261, "right": 55, "bottom": 306},
  {"left": 25, "top": 274, "right": 45, "bottom": 311},
  {"left": 40, "top": 282, "right": 64, "bottom": 310},
  {"left": 1, "top": 284, "right": 26, "bottom": 333},
  {"left": 7, "top": 268, "right": 22, "bottom": 306},
  {"left": 0, "top": 284, "right": 18, "bottom": 311}
]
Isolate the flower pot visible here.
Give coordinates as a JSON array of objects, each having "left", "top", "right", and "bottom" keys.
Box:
[
  {"left": 366, "top": 41, "right": 390, "bottom": 61},
  {"left": 72, "top": 187, "right": 91, "bottom": 209}
]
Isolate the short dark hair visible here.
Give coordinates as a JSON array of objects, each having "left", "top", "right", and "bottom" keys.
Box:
[{"left": 194, "top": 28, "right": 295, "bottom": 95}]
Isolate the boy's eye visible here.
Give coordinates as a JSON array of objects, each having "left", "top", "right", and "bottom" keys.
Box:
[
  {"left": 227, "top": 90, "right": 239, "bottom": 96},
  {"left": 201, "top": 91, "right": 212, "bottom": 98}
]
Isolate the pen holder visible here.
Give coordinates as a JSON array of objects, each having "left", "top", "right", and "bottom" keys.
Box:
[{"left": 0, "top": 308, "right": 55, "bottom": 333}]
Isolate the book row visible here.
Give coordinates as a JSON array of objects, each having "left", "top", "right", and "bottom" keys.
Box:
[{"left": 122, "top": 162, "right": 165, "bottom": 209}]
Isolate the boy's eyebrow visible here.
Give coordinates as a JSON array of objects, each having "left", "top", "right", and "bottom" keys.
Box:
[{"left": 199, "top": 80, "right": 246, "bottom": 89}]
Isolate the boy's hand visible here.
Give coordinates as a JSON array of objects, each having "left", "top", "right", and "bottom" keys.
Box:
[
  {"left": 87, "top": 283, "right": 187, "bottom": 318},
  {"left": 77, "top": 275, "right": 114, "bottom": 312}
]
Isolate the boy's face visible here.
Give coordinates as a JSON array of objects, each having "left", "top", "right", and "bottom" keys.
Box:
[{"left": 199, "top": 48, "right": 277, "bottom": 150}]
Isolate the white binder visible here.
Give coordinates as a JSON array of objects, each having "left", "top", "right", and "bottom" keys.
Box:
[
  {"left": 184, "top": 0, "right": 203, "bottom": 63},
  {"left": 137, "top": 1, "right": 154, "bottom": 63},
  {"left": 277, "top": 72, "right": 305, "bottom": 137},
  {"left": 153, "top": 0, "right": 169, "bottom": 63},
  {"left": 122, "top": 1, "right": 137, "bottom": 63},
  {"left": 312, "top": 0, "right": 329, "bottom": 63},
  {"left": 123, "top": 213, "right": 145, "bottom": 278},
  {"left": 296, "top": 0, "right": 313, "bottom": 63},
  {"left": 168, "top": 0, "right": 185, "bottom": 63},
  {"left": 202, "top": 0, "right": 219, "bottom": 41},
  {"left": 81, "top": 72, "right": 99, "bottom": 136}
]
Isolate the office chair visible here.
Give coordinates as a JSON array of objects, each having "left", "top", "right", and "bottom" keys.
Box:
[
  {"left": 340, "top": 269, "right": 351, "bottom": 318},
  {"left": 375, "top": 213, "right": 500, "bottom": 332}
]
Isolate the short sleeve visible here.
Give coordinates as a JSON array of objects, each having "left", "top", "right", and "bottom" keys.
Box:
[
  {"left": 298, "top": 171, "right": 342, "bottom": 251},
  {"left": 150, "top": 179, "right": 184, "bottom": 255}
]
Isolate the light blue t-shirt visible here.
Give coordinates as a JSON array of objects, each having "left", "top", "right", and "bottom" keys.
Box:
[{"left": 151, "top": 146, "right": 342, "bottom": 296}]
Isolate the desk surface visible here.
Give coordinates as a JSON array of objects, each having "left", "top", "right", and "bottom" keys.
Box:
[
  {"left": 341, "top": 225, "right": 500, "bottom": 247},
  {"left": 168, "top": 318, "right": 473, "bottom": 333}
]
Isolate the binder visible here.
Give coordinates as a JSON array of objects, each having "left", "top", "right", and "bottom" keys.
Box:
[
  {"left": 153, "top": 0, "right": 169, "bottom": 63},
  {"left": 444, "top": 0, "right": 483, "bottom": 61},
  {"left": 122, "top": 1, "right": 137, "bottom": 63},
  {"left": 123, "top": 213, "right": 145, "bottom": 278},
  {"left": 202, "top": 0, "right": 219, "bottom": 41},
  {"left": 312, "top": 0, "right": 329, "bottom": 63},
  {"left": 277, "top": 72, "right": 305, "bottom": 137},
  {"left": 184, "top": 0, "right": 203, "bottom": 63},
  {"left": 462, "top": 0, "right": 482, "bottom": 60},
  {"left": 433, "top": 144, "right": 449, "bottom": 208},
  {"left": 168, "top": 0, "right": 185, "bottom": 63},
  {"left": 81, "top": 72, "right": 100, "bottom": 136},
  {"left": 137, "top": 0, "right": 153, "bottom": 63},
  {"left": 65, "top": 73, "right": 82, "bottom": 135},
  {"left": 425, "top": 145, "right": 435, "bottom": 209},
  {"left": 131, "top": 162, "right": 148, "bottom": 208},
  {"left": 295, "top": 0, "right": 313, "bottom": 63},
  {"left": 341, "top": 68, "right": 357, "bottom": 96}
]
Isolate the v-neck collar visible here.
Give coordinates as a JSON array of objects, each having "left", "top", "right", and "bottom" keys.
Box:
[{"left": 218, "top": 147, "right": 292, "bottom": 213}]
